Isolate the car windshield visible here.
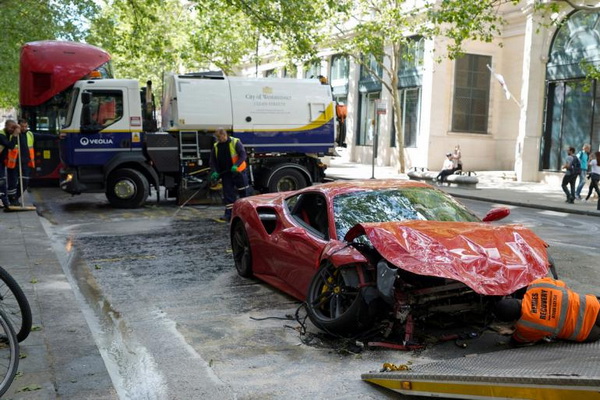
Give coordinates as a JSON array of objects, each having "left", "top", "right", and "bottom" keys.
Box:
[{"left": 333, "top": 187, "right": 480, "bottom": 240}]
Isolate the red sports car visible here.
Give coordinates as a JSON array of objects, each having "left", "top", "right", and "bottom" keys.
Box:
[{"left": 230, "top": 180, "right": 550, "bottom": 337}]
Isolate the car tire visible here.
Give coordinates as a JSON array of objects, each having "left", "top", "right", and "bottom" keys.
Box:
[
  {"left": 232, "top": 221, "right": 253, "bottom": 278},
  {"left": 306, "top": 262, "right": 374, "bottom": 337},
  {"left": 267, "top": 168, "right": 307, "bottom": 192},
  {"left": 106, "top": 168, "right": 149, "bottom": 209}
]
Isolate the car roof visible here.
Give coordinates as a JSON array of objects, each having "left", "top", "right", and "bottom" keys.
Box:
[{"left": 298, "top": 179, "right": 432, "bottom": 198}]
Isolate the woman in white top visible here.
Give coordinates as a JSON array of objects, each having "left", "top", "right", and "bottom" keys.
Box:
[{"left": 585, "top": 151, "right": 600, "bottom": 201}]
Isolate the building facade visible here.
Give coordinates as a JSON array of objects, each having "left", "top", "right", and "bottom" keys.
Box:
[{"left": 240, "top": 4, "right": 600, "bottom": 183}]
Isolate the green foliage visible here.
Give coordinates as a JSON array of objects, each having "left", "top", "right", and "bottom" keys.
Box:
[
  {"left": 87, "top": 0, "right": 343, "bottom": 87},
  {"left": 0, "top": 0, "right": 97, "bottom": 108},
  {"left": 87, "top": 0, "right": 258, "bottom": 87},
  {"left": 425, "top": 0, "right": 519, "bottom": 59}
]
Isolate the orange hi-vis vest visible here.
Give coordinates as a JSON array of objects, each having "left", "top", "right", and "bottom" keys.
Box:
[
  {"left": 514, "top": 277, "right": 600, "bottom": 343},
  {"left": 214, "top": 137, "right": 247, "bottom": 172},
  {"left": 5, "top": 131, "right": 35, "bottom": 169}
]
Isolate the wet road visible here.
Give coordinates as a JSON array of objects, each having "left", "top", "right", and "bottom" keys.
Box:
[{"left": 30, "top": 187, "right": 600, "bottom": 399}]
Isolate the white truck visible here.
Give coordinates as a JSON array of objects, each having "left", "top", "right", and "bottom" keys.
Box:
[{"left": 59, "top": 71, "right": 336, "bottom": 208}]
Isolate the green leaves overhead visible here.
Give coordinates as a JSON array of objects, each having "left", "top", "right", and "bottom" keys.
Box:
[{"left": 0, "top": 0, "right": 97, "bottom": 107}]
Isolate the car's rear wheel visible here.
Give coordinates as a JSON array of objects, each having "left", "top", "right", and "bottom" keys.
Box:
[
  {"left": 232, "top": 222, "right": 253, "bottom": 278},
  {"left": 306, "top": 262, "right": 373, "bottom": 336}
]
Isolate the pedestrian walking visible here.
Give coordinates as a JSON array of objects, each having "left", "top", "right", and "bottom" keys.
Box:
[
  {"left": 575, "top": 143, "right": 591, "bottom": 200},
  {"left": 0, "top": 120, "right": 20, "bottom": 210},
  {"left": 561, "top": 146, "right": 580, "bottom": 204},
  {"left": 493, "top": 277, "right": 600, "bottom": 345},
  {"left": 585, "top": 151, "right": 600, "bottom": 202},
  {"left": 209, "top": 128, "right": 250, "bottom": 222}
]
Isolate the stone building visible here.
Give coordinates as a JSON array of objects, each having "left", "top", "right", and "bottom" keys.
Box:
[{"left": 240, "top": 4, "right": 600, "bottom": 183}]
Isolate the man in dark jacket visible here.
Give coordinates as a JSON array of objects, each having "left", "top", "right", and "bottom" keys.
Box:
[
  {"left": 0, "top": 120, "right": 20, "bottom": 209},
  {"left": 209, "top": 128, "right": 250, "bottom": 222},
  {"left": 561, "top": 146, "right": 579, "bottom": 204},
  {"left": 6, "top": 118, "right": 36, "bottom": 206}
]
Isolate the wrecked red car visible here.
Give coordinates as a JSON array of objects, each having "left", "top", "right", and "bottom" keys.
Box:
[{"left": 230, "top": 180, "right": 550, "bottom": 337}]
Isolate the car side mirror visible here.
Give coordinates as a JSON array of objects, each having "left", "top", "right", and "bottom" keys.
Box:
[{"left": 482, "top": 207, "right": 510, "bottom": 222}]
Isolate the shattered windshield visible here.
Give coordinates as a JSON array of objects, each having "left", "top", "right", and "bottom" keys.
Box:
[{"left": 333, "top": 187, "right": 480, "bottom": 240}]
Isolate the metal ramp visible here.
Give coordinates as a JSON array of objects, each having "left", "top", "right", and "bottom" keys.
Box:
[{"left": 362, "top": 341, "right": 600, "bottom": 399}]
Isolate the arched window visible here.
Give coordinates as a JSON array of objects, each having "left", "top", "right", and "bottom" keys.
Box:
[{"left": 541, "top": 10, "right": 600, "bottom": 171}]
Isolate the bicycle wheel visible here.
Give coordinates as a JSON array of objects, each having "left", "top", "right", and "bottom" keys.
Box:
[
  {"left": 0, "top": 266, "right": 32, "bottom": 342},
  {"left": 0, "top": 309, "right": 19, "bottom": 397}
]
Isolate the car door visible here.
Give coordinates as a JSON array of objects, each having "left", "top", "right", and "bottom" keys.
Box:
[{"left": 270, "top": 192, "right": 331, "bottom": 300}]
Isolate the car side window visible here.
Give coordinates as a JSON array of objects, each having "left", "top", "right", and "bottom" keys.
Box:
[{"left": 288, "top": 193, "right": 329, "bottom": 239}]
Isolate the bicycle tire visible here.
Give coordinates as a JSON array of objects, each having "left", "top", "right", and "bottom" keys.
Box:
[
  {"left": 0, "top": 308, "right": 19, "bottom": 397},
  {"left": 0, "top": 266, "right": 32, "bottom": 342}
]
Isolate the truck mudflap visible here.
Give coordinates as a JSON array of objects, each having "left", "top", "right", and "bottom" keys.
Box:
[{"left": 362, "top": 340, "right": 600, "bottom": 399}]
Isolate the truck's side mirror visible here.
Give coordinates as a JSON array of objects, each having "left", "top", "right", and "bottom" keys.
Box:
[{"left": 81, "top": 91, "right": 91, "bottom": 105}]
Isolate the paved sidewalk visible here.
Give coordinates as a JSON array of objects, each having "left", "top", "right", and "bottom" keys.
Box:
[
  {"left": 0, "top": 209, "right": 116, "bottom": 399},
  {"left": 0, "top": 159, "right": 598, "bottom": 398}
]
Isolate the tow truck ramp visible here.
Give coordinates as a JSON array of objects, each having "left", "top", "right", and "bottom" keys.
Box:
[{"left": 362, "top": 341, "right": 600, "bottom": 399}]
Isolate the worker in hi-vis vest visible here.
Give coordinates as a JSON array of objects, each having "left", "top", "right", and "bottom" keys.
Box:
[
  {"left": 494, "top": 277, "right": 600, "bottom": 344},
  {"left": 5, "top": 118, "right": 37, "bottom": 206},
  {"left": 0, "top": 120, "right": 20, "bottom": 209},
  {"left": 209, "top": 127, "right": 250, "bottom": 222}
]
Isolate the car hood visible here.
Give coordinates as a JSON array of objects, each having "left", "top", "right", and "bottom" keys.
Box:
[{"left": 344, "top": 221, "right": 549, "bottom": 296}]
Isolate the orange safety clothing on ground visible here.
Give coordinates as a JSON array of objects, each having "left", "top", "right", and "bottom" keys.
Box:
[
  {"left": 213, "top": 137, "right": 247, "bottom": 172},
  {"left": 513, "top": 277, "right": 600, "bottom": 343}
]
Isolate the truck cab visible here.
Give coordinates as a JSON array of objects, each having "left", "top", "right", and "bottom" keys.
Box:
[{"left": 60, "top": 79, "right": 160, "bottom": 208}]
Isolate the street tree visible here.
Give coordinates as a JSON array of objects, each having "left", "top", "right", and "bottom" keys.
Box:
[
  {"left": 87, "top": 0, "right": 345, "bottom": 100},
  {"left": 87, "top": 0, "right": 258, "bottom": 89},
  {"left": 0, "top": 0, "right": 97, "bottom": 108},
  {"left": 325, "top": 0, "right": 600, "bottom": 172}
]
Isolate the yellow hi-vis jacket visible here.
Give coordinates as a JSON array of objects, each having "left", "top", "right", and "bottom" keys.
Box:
[{"left": 213, "top": 137, "right": 247, "bottom": 172}]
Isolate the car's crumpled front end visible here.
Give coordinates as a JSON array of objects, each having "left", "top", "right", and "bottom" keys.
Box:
[{"left": 306, "top": 220, "right": 550, "bottom": 338}]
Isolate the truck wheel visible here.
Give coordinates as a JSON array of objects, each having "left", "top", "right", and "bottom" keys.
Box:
[
  {"left": 106, "top": 168, "right": 149, "bottom": 208},
  {"left": 268, "top": 168, "right": 307, "bottom": 192}
]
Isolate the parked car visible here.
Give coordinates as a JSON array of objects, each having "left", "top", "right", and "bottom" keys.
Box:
[{"left": 230, "top": 180, "right": 550, "bottom": 337}]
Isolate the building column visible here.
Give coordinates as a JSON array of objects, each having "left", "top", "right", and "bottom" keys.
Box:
[{"left": 515, "top": 10, "right": 551, "bottom": 182}]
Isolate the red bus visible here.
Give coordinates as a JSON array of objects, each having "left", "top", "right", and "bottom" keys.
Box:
[{"left": 19, "top": 41, "right": 113, "bottom": 182}]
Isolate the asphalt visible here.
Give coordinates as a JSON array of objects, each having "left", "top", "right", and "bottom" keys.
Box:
[{"left": 0, "top": 158, "right": 598, "bottom": 399}]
